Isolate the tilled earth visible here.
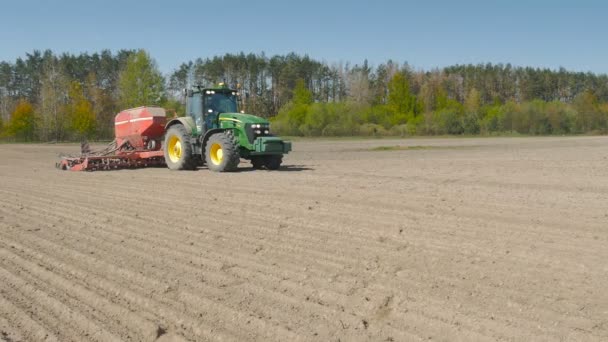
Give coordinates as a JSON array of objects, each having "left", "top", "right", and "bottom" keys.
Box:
[{"left": 0, "top": 136, "right": 607, "bottom": 341}]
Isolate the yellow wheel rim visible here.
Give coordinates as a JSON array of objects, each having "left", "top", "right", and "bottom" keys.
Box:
[
  {"left": 210, "top": 143, "right": 223, "bottom": 165},
  {"left": 167, "top": 135, "right": 182, "bottom": 163}
]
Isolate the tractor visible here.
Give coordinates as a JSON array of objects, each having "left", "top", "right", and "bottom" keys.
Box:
[{"left": 164, "top": 84, "right": 291, "bottom": 171}]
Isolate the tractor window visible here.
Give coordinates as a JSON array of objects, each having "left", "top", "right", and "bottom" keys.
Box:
[
  {"left": 204, "top": 92, "right": 238, "bottom": 114},
  {"left": 188, "top": 93, "right": 204, "bottom": 129}
]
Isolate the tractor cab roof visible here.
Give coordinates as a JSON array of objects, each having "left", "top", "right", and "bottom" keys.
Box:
[{"left": 192, "top": 83, "right": 237, "bottom": 94}]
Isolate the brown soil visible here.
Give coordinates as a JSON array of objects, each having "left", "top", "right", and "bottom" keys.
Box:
[{"left": 1, "top": 136, "right": 607, "bottom": 341}]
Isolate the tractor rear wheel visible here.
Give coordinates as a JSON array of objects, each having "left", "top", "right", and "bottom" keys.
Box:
[
  {"left": 264, "top": 155, "right": 283, "bottom": 170},
  {"left": 205, "top": 131, "right": 240, "bottom": 172},
  {"left": 164, "top": 124, "right": 196, "bottom": 170}
]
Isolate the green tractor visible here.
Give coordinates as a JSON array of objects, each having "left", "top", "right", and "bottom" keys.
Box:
[{"left": 163, "top": 84, "right": 291, "bottom": 171}]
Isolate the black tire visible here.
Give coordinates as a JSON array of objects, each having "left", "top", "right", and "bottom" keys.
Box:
[
  {"left": 164, "top": 124, "right": 196, "bottom": 170},
  {"left": 264, "top": 155, "right": 283, "bottom": 170},
  {"left": 251, "top": 156, "right": 264, "bottom": 169},
  {"left": 205, "top": 131, "right": 240, "bottom": 172}
]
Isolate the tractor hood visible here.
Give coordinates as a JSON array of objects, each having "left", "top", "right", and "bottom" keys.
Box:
[{"left": 218, "top": 112, "right": 268, "bottom": 125}]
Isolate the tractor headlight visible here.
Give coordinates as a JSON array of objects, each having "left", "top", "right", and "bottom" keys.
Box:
[{"left": 249, "top": 124, "right": 270, "bottom": 138}]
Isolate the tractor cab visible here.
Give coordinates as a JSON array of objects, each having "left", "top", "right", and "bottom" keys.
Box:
[{"left": 186, "top": 84, "right": 239, "bottom": 134}]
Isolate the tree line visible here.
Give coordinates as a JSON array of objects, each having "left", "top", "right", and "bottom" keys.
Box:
[
  {"left": 1, "top": 49, "right": 607, "bottom": 141},
  {"left": 0, "top": 49, "right": 166, "bottom": 141}
]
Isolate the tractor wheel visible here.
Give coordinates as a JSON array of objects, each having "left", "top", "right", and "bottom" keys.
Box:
[
  {"left": 205, "top": 131, "right": 240, "bottom": 172},
  {"left": 264, "top": 155, "right": 283, "bottom": 170},
  {"left": 250, "top": 156, "right": 264, "bottom": 169},
  {"left": 164, "top": 124, "right": 196, "bottom": 170}
]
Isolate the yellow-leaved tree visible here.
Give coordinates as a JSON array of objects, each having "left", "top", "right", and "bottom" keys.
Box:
[{"left": 8, "top": 99, "right": 36, "bottom": 141}]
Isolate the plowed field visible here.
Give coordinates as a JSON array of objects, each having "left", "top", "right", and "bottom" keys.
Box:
[{"left": 1, "top": 136, "right": 607, "bottom": 341}]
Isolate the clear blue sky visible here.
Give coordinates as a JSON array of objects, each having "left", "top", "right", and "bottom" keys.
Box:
[{"left": 1, "top": 0, "right": 606, "bottom": 74}]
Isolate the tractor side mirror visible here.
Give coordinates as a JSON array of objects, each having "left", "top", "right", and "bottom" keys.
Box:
[{"left": 185, "top": 89, "right": 193, "bottom": 97}]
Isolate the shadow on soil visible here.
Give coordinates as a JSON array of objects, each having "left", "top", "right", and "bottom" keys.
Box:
[
  {"left": 56, "top": 163, "right": 314, "bottom": 173},
  {"left": 276, "top": 164, "right": 314, "bottom": 172},
  {"left": 230, "top": 164, "right": 314, "bottom": 173}
]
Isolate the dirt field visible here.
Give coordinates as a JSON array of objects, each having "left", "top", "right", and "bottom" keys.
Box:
[{"left": 0, "top": 136, "right": 607, "bottom": 342}]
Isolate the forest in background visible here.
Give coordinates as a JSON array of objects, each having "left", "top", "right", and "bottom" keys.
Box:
[{"left": 1, "top": 49, "right": 608, "bottom": 141}]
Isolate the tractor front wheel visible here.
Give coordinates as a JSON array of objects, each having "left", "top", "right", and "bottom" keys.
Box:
[
  {"left": 250, "top": 155, "right": 282, "bottom": 170},
  {"left": 264, "top": 155, "right": 283, "bottom": 170},
  {"left": 205, "top": 131, "right": 240, "bottom": 172},
  {"left": 164, "top": 124, "right": 196, "bottom": 170},
  {"left": 250, "top": 156, "right": 264, "bottom": 169}
]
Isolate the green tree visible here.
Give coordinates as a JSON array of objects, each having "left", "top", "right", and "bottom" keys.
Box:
[
  {"left": 293, "top": 79, "right": 312, "bottom": 105},
  {"left": 66, "top": 81, "right": 96, "bottom": 138},
  {"left": 546, "top": 101, "right": 575, "bottom": 134},
  {"left": 386, "top": 72, "right": 417, "bottom": 126},
  {"left": 301, "top": 103, "right": 327, "bottom": 136},
  {"left": 432, "top": 109, "right": 460, "bottom": 134},
  {"left": 573, "top": 90, "right": 599, "bottom": 132},
  {"left": 118, "top": 50, "right": 165, "bottom": 108},
  {"left": 291, "top": 79, "right": 313, "bottom": 133},
  {"left": 463, "top": 89, "right": 481, "bottom": 134},
  {"left": 271, "top": 80, "right": 313, "bottom": 136},
  {"left": 39, "top": 57, "right": 69, "bottom": 141},
  {"left": 500, "top": 101, "right": 520, "bottom": 133},
  {"left": 8, "top": 99, "right": 36, "bottom": 141},
  {"left": 464, "top": 88, "right": 481, "bottom": 114},
  {"left": 480, "top": 104, "right": 504, "bottom": 134},
  {"left": 85, "top": 72, "right": 115, "bottom": 139}
]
